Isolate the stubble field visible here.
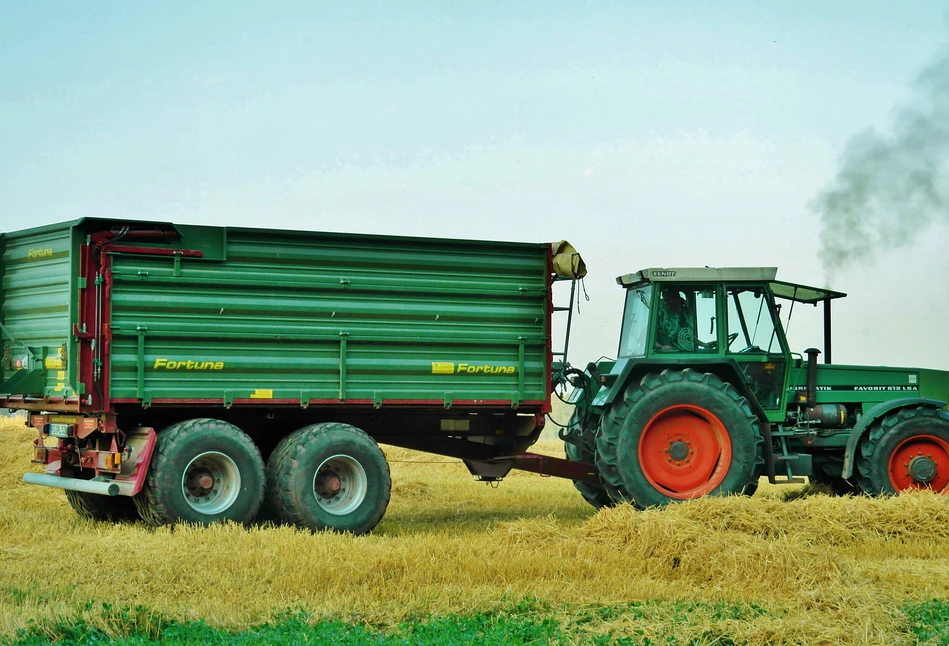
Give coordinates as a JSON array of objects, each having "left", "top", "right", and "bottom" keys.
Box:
[{"left": 1, "top": 413, "right": 949, "bottom": 645}]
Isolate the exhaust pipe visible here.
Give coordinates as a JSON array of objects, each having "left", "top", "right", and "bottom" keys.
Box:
[
  {"left": 805, "top": 348, "right": 821, "bottom": 406},
  {"left": 23, "top": 473, "right": 120, "bottom": 496}
]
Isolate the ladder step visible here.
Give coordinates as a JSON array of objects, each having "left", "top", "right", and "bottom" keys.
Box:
[{"left": 553, "top": 307, "right": 571, "bottom": 312}]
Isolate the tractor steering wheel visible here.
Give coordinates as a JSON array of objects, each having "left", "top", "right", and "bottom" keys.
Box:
[{"left": 706, "top": 332, "right": 739, "bottom": 351}]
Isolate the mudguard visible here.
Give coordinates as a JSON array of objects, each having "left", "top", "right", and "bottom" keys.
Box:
[{"left": 841, "top": 398, "right": 948, "bottom": 479}]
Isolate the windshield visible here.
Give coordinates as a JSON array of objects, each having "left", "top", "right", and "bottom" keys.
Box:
[
  {"left": 725, "top": 287, "right": 782, "bottom": 354},
  {"left": 618, "top": 285, "right": 652, "bottom": 357}
]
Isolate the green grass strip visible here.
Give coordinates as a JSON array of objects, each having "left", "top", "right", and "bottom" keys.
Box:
[{"left": 6, "top": 599, "right": 949, "bottom": 645}]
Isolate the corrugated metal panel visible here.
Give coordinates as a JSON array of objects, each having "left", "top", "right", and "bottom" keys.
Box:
[
  {"left": 109, "top": 229, "right": 550, "bottom": 406},
  {"left": 0, "top": 223, "right": 74, "bottom": 395}
]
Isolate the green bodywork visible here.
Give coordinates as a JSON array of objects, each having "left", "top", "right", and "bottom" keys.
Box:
[
  {"left": 572, "top": 267, "right": 949, "bottom": 484},
  {"left": 1, "top": 218, "right": 552, "bottom": 410},
  {"left": 0, "top": 221, "right": 78, "bottom": 398}
]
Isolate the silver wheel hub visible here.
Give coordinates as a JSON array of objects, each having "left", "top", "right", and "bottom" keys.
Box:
[
  {"left": 908, "top": 455, "right": 937, "bottom": 484},
  {"left": 182, "top": 451, "right": 241, "bottom": 515},
  {"left": 312, "top": 454, "right": 368, "bottom": 516}
]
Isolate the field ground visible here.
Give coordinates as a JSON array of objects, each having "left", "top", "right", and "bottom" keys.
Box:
[{"left": 2, "top": 414, "right": 949, "bottom": 645}]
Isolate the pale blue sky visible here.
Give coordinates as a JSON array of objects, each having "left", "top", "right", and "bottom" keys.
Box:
[{"left": 2, "top": 2, "right": 948, "bottom": 368}]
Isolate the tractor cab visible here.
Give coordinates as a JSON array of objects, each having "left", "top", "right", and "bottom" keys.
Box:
[{"left": 614, "top": 267, "right": 846, "bottom": 416}]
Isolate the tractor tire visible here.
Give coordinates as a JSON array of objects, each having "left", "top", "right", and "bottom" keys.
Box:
[
  {"left": 265, "top": 422, "right": 391, "bottom": 535},
  {"left": 134, "top": 419, "right": 265, "bottom": 526},
  {"left": 564, "top": 411, "right": 613, "bottom": 510},
  {"left": 856, "top": 406, "right": 949, "bottom": 495},
  {"left": 596, "top": 369, "right": 763, "bottom": 509},
  {"left": 65, "top": 490, "right": 140, "bottom": 522}
]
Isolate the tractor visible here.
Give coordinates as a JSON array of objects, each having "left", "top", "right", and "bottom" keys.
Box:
[{"left": 564, "top": 267, "right": 949, "bottom": 508}]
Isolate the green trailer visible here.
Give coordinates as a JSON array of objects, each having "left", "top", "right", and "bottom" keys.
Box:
[
  {"left": 1, "top": 218, "right": 589, "bottom": 533},
  {"left": 564, "top": 267, "right": 949, "bottom": 509}
]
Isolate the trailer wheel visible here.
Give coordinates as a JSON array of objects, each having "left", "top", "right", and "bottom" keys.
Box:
[
  {"left": 65, "top": 490, "right": 139, "bottom": 522},
  {"left": 266, "top": 422, "right": 391, "bottom": 535},
  {"left": 563, "top": 411, "right": 613, "bottom": 510},
  {"left": 134, "top": 419, "right": 265, "bottom": 526},
  {"left": 597, "top": 369, "right": 763, "bottom": 508},
  {"left": 856, "top": 406, "right": 949, "bottom": 495}
]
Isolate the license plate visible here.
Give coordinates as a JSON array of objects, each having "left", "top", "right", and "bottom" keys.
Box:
[{"left": 49, "top": 423, "right": 73, "bottom": 438}]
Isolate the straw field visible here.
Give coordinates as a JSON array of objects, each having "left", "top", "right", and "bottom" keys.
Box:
[{"left": 2, "top": 412, "right": 949, "bottom": 645}]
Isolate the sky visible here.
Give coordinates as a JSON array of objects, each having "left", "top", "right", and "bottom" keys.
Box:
[{"left": 2, "top": 1, "right": 948, "bottom": 371}]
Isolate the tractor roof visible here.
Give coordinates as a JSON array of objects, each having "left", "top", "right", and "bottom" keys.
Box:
[{"left": 616, "top": 267, "right": 846, "bottom": 304}]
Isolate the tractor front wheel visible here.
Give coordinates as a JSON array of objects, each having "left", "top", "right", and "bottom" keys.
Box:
[
  {"left": 597, "top": 369, "right": 763, "bottom": 508},
  {"left": 857, "top": 406, "right": 949, "bottom": 495}
]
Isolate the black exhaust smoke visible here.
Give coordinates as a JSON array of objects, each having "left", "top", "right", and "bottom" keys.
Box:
[{"left": 811, "top": 45, "right": 949, "bottom": 278}]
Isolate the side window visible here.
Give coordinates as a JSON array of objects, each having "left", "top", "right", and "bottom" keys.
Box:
[
  {"left": 654, "top": 286, "right": 717, "bottom": 353},
  {"left": 618, "top": 285, "right": 652, "bottom": 357},
  {"left": 726, "top": 288, "right": 779, "bottom": 354}
]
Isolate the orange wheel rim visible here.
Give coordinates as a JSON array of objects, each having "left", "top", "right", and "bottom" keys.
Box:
[
  {"left": 887, "top": 434, "right": 949, "bottom": 493},
  {"left": 637, "top": 404, "right": 732, "bottom": 499}
]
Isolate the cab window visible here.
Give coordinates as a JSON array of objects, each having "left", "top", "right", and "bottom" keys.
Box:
[
  {"left": 654, "top": 286, "right": 718, "bottom": 353},
  {"left": 618, "top": 285, "right": 652, "bottom": 357},
  {"left": 725, "top": 288, "right": 780, "bottom": 354}
]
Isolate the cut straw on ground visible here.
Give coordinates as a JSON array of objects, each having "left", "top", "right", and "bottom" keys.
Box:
[{"left": 1, "top": 416, "right": 948, "bottom": 644}]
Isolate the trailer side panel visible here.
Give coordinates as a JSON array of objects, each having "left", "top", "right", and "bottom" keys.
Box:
[{"left": 107, "top": 227, "right": 551, "bottom": 408}]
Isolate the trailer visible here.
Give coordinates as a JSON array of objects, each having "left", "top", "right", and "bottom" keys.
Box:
[{"left": 1, "top": 219, "right": 588, "bottom": 533}]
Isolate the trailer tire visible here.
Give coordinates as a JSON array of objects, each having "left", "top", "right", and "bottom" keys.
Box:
[
  {"left": 597, "top": 369, "right": 763, "bottom": 508},
  {"left": 266, "top": 422, "right": 391, "bottom": 535},
  {"left": 856, "top": 406, "right": 949, "bottom": 495},
  {"left": 134, "top": 419, "right": 265, "bottom": 526},
  {"left": 65, "top": 490, "right": 139, "bottom": 522},
  {"left": 563, "top": 411, "right": 613, "bottom": 510}
]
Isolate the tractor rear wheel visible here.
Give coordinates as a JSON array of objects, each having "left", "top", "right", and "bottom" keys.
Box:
[
  {"left": 65, "top": 490, "right": 139, "bottom": 522},
  {"left": 856, "top": 406, "right": 949, "bottom": 495},
  {"left": 563, "top": 410, "right": 613, "bottom": 510},
  {"left": 266, "top": 422, "right": 391, "bottom": 534},
  {"left": 134, "top": 419, "right": 265, "bottom": 526},
  {"left": 597, "top": 369, "right": 763, "bottom": 508}
]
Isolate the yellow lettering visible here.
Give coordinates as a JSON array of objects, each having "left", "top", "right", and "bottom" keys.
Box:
[
  {"left": 449, "top": 363, "right": 517, "bottom": 375},
  {"left": 152, "top": 357, "right": 225, "bottom": 370},
  {"left": 27, "top": 248, "right": 54, "bottom": 260}
]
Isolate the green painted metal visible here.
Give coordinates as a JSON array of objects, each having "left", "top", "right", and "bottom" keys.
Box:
[
  {"left": 0, "top": 222, "right": 76, "bottom": 397},
  {"left": 787, "top": 363, "right": 925, "bottom": 398},
  {"left": 919, "top": 368, "right": 949, "bottom": 403},
  {"left": 97, "top": 224, "right": 550, "bottom": 407}
]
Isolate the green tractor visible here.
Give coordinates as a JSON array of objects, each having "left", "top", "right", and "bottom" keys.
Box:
[{"left": 565, "top": 267, "right": 949, "bottom": 508}]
